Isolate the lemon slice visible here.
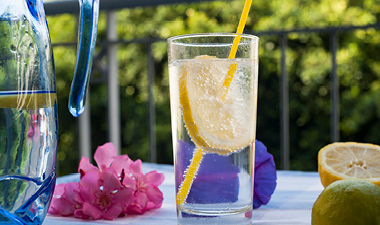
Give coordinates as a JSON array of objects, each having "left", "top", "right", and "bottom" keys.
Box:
[
  {"left": 318, "top": 142, "right": 380, "bottom": 188},
  {"left": 180, "top": 55, "right": 255, "bottom": 155},
  {"left": 0, "top": 92, "right": 56, "bottom": 109},
  {"left": 176, "top": 55, "right": 255, "bottom": 205}
]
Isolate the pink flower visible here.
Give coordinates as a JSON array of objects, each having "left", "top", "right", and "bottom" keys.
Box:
[
  {"left": 48, "top": 142, "right": 165, "bottom": 220},
  {"left": 123, "top": 160, "right": 165, "bottom": 214},
  {"left": 27, "top": 112, "right": 39, "bottom": 140},
  {"left": 78, "top": 142, "right": 132, "bottom": 177},
  {"left": 76, "top": 168, "right": 134, "bottom": 220},
  {"left": 48, "top": 182, "right": 81, "bottom": 216}
]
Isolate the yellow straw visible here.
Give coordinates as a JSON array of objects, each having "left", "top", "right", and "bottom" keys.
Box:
[
  {"left": 176, "top": 147, "right": 204, "bottom": 205},
  {"left": 222, "top": 0, "right": 253, "bottom": 100},
  {"left": 175, "top": 0, "right": 253, "bottom": 206}
]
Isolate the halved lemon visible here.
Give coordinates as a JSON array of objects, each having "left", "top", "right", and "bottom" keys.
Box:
[
  {"left": 0, "top": 92, "right": 56, "bottom": 109},
  {"left": 179, "top": 55, "right": 255, "bottom": 155},
  {"left": 318, "top": 142, "right": 380, "bottom": 188}
]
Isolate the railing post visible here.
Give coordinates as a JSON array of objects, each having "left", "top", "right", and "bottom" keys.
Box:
[
  {"left": 147, "top": 42, "right": 157, "bottom": 163},
  {"left": 330, "top": 31, "right": 339, "bottom": 142},
  {"left": 107, "top": 10, "right": 121, "bottom": 155},
  {"left": 76, "top": 13, "right": 92, "bottom": 161},
  {"left": 280, "top": 34, "right": 289, "bottom": 170},
  {"left": 78, "top": 91, "right": 92, "bottom": 160}
]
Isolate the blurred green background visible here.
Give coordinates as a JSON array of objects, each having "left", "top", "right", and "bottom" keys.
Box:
[{"left": 47, "top": 0, "right": 380, "bottom": 176}]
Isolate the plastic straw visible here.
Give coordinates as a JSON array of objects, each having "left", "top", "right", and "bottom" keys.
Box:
[
  {"left": 176, "top": 147, "right": 204, "bottom": 205},
  {"left": 176, "top": 0, "right": 253, "bottom": 205},
  {"left": 222, "top": 0, "right": 253, "bottom": 100}
]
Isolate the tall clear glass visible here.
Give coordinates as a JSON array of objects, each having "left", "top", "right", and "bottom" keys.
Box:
[{"left": 168, "top": 33, "right": 259, "bottom": 225}]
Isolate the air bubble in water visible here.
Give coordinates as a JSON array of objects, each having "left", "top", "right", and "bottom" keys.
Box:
[{"left": 10, "top": 45, "right": 17, "bottom": 53}]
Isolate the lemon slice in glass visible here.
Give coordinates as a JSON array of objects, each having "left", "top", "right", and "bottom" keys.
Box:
[
  {"left": 179, "top": 55, "right": 255, "bottom": 155},
  {"left": 318, "top": 142, "right": 380, "bottom": 188}
]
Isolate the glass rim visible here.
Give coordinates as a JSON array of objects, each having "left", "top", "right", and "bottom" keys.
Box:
[{"left": 167, "top": 33, "right": 259, "bottom": 43}]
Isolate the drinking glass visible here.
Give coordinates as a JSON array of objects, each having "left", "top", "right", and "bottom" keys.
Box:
[{"left": 168, "top": 33, "right": 259, "bottom": 225}]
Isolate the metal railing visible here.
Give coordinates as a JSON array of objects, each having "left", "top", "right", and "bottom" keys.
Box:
[
  {"left": 45, "top": 0, "right": 380, "bottom": 170},
  {"left": 44, "top": 0, "right": 216, "bottom": 15},
  {"left": 252, "top": 23, "right": 380, "bottom": 169}
]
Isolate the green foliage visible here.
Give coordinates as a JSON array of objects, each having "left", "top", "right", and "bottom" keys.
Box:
[{"left": 46, "top": 0, "right": 380, "bottom": 175}]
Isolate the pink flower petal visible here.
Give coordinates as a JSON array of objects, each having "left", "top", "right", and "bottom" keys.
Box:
[
  {"left": 145, "top": 186, "right": 164, "bottom": 204},
  {"left": 113, "top": 188, "right": 134, "bottom": 207},
  {"left": 94, "top": 142, "right": 117, "bottom": 170},
  {"left": 122, "top": 175, "right": 137, "bottom": 190},
  {"left": 134, "top": 191, "right": 148, "bottom": 209},
  {"left": 83, "top": 202, "right": 103, "bottom": 220},
  {"left": 79, "top": 171, "right": 101, "bottom": 193},
  {"left": 48, "top": 204, "right": 57, "bottom": 214},
  {"left": 130, "top": 159, "right": 143, "bottom": 179},
  {"left": 78, "top": 157, "right": 98, "bottom": 174},
  {"left": 48, "top": 200, "right": 59, "bottom": 214},
  {"left": 112, "top": 155, "right": 132, "bottom": 174},
  {"left": 63, "top": 182, "right": 79, "bottom": 203},
  {"left": 53, "top": 183, "right": 66, "bottom": 196},
  {"left": 102, "top": 168, "right": 123, "bottom": 191},
  {"left": 145, "top": 201, "right": 162, "bottom": 211},
  {"left": 127, "top": 204, "right": 144, "bottom": 214},
  {"left": 102, "top": 204, "right": 123, "bottom": 220},
  {"left": 78, "top": 182, "right": 98, "bottom": 205},
  {"left": 144, "top": 171, "right": 165, "bottom": 186},
  {"left": 49, "top": 197, "right": 75, "bottom": 216},
  {"left": 73, "top": 209, "right": 90, "bottom": 220}
]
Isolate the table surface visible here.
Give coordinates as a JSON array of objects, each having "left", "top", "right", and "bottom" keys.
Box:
[{"left": 45, "top": 163, "right": 324, "bottom": 225}]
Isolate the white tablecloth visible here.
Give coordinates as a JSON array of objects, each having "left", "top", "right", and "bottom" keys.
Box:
[{"left": 44, "top": 163, "right": 324, "bottom": 225}]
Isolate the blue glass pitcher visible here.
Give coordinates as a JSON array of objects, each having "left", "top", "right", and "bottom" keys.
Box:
[{"left": 0, "top": 0, "right": 99, "bottom": 224}]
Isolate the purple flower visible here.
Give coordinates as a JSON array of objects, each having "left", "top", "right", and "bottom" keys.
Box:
[
  {"left": 175, "top": 140, "right": 277, "bottom": 209},
  {"left": 253, "top": 140, "right": 277, "bottom": 209}
]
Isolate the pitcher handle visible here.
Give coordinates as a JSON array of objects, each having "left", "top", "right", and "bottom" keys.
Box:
[{"left": 68, "top": 0, "right": 99, "bottom": 117}]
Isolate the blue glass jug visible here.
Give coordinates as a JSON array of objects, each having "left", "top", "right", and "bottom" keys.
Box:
[{"left": 0, "top": 0, "right": 99, "bottom": 224}]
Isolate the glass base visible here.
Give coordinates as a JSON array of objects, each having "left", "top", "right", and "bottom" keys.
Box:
[{"left": 177, "top": 204, "right": 252, "bottom": 225}]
